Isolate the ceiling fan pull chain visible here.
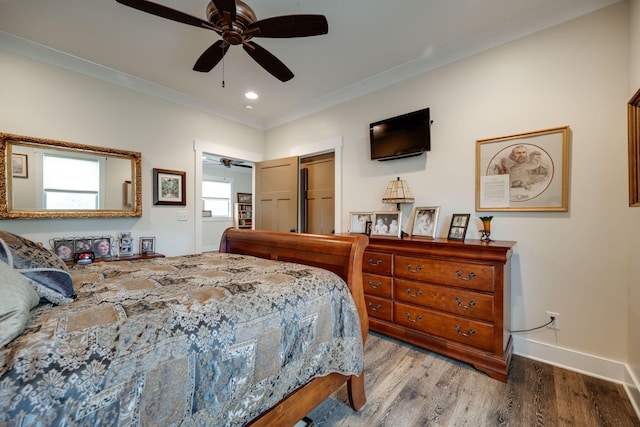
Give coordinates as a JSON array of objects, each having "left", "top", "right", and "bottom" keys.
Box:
[{"left": 222, "top": 57, "right": 225, "bottom": 88}]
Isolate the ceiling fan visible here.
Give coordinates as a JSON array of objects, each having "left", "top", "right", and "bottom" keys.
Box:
[
  {"left": 115, "top": 0, "right": 328, "bottom": 82},
  {"left": 220, "top": 157, "right": 251, "bottom": 168}
]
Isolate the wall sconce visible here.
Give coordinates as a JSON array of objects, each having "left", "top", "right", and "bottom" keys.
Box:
[{"left": 382, "top": 177, "right": 414, "bottom": 211}]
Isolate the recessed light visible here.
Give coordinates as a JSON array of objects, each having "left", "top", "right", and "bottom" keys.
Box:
[{"left": 245, "top": 91, "right": 258, "bottom": 100}]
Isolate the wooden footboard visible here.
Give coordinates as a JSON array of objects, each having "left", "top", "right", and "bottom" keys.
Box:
[{"left": 219, "top": 228, "right": 369, "bottom": 426}]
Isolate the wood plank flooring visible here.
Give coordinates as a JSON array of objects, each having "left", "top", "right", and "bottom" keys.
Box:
[{"left": 306, "top": 332, "right": 640, "bottom": 426}]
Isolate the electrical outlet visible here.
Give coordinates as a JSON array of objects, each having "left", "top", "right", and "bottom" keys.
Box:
[{"left": 546, "top": 311, "right": 560, "bottom": 330}]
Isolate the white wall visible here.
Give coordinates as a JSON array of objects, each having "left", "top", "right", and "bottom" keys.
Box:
[
  {"left": 0, "top": 49, "right": 264, "bottom": 256},
  {"left": 627, "top": 0, "right": 640, "bottom": 412},
  {"left": 266, "top": 2, "right": 633, "bottom": 371}
]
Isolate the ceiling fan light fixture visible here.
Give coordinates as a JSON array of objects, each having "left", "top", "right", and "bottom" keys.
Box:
[{"left": 245, "top": 91, "right": 258, "bottom": 100}]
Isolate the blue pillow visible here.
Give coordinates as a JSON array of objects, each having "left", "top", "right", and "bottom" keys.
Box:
[{"left": 0, "top": 230, "right": 75, "bottom": 305}]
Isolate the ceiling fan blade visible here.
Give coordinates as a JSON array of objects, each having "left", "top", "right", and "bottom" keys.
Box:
[
  {"left": 116, "top": 0, "right": 212, "bottom": 29},
  {"left": 193, "top": 40, "right": 229, "bottom": 72},
  {"left": 247, "top": 15, "right": 328, "bottom": 38},
  {"left": 211, "top": 0, "right": 236, "bottom": 22},
  {"left": 243, "top": 41, "right": 294, "bottom": 82}
]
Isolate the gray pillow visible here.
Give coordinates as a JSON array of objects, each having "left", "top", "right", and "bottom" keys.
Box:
[
  {"left": 0, "top": 230, "right": 75, "bottom": 304},
  {"left": 0, "top": 260, "right": 40, "bottom": 348}
]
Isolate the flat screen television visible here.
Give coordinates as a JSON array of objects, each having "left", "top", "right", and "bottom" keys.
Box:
[{"left": 369, "top": 108, "right": 431, "bottom": 161}]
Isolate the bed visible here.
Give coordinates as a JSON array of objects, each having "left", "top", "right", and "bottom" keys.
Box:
[{"left": 0, "top": 228, "right": 369, "bottom": 426}]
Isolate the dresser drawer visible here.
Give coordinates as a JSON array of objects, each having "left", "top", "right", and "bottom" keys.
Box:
[
  {"left": 395, "top": 255, "right": 494, "bottom": 292},
  {"left": 365, "top": 295, "right": 392, "bottom": 321},
  {"left": 363, "top": 273, "right": 392, "bottom": 298},
  {"left": 394, "top": 302, "right": 493, "bottom": 351},
  {"left": 394, "top": 279, "right": 494, "bottom": 322},
  {"left": 363, "top": 251, "right": 393, "bottom": 275}
]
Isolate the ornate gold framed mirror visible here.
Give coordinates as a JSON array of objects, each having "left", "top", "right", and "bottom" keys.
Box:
[{"left": 0, "top": 133, "right": 142, "bottom": 219}]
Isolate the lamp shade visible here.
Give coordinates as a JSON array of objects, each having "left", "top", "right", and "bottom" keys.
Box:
[{"left": 382, "top": 177, "right": 414, "bottom": 205}]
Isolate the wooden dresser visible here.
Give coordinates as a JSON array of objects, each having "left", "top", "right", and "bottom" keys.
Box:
[{"left": 362, "top": 236, "right": 516, "bottom": 382}]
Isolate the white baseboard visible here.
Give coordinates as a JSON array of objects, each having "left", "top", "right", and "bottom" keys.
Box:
[
  {"left": 202, "top": 245, "right": 218, "bottom": 253},
  {"left": 513, "top": 336, "right": 640, "bottom": 418}
]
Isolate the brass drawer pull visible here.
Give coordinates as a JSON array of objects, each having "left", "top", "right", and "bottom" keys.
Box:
[
  {"left": 455, "top": 325, "right": 476, "bottom": 337},
  {"left": 455, "top": 270, "right": 476, "bottom": 281},
  {"left": 368, "top": 258, "right": 382, "bottom": 266},
  {"left": 367, "top": 280, "right": 382, "bottom": 289},
  {"left": 405, "top": 312, "right": 423, "bottom": 323},
  {"left": 405, "top": 288, "right": 423, "bottom": 298},
  {"left": 367, "top": 302, "right": 383, "bottom": 311},
  {"left": 406, "top": 264, "right": 423, "bottom": 273},
  {"left": 455, "top": 297, "right": 476, "bottom": 309}
]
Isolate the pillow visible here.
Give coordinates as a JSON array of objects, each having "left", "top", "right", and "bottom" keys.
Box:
[
  {"left": 0, "top": 260, "right": 40, "bottom": 348},
  {"left": 0, "top": 230, "right": 75, "bottom": 304}
]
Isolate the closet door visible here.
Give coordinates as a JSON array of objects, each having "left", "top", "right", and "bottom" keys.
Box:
[{"left": 254, "top": 156, "right": 299, "bottom": 232}]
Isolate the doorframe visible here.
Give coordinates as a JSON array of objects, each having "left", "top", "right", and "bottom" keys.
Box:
[
  {"left": 289, "top": 136, "right": 343, "bottom": 234},
  {"left": 193, "top": 139, "right": 263, "bottom": 254}
]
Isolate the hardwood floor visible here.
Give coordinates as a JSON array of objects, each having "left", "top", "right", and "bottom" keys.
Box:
[{"left": 306, "top": 332, "right": 640, "bottom": 426}]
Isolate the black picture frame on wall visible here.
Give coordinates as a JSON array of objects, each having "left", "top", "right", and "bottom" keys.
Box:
[{"left": 153, "top": 168, "right": 186, "bottom": 206}]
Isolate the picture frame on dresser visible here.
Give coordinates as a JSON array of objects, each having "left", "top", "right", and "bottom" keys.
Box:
[
  {"left": 476, "top": 126, "right": 570, "bottom": 212},
  {"left": 371, "top": 211, "right": 402, "bottom": 238},
  {"left": 409, "top": 206, "right": 439, "bottom": 238},
  {"left": 447, "top": 213, "right": 470, "bottom": 241},
  {"left": 140, "top": 237, "right": 156, "bottom": 254},
  {"left": 350, "top": 212, "right": 372, "bottom": 234}
]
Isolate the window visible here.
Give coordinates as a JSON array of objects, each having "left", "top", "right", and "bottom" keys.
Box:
[
  {"left": 43, "top": 155, "right": 100, "bottom": 209},
  {"left": 202, "top": 179, "right": 232, "bottom": 218}
]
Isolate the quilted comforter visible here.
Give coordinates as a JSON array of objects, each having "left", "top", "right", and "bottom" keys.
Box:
[{"left": 0, "top": 252, "right": 364, "bottom": 426}]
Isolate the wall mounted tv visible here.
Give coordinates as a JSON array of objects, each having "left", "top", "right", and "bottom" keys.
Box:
[{"left": 369, "top": 108, "right": 431, "bottom": 161}]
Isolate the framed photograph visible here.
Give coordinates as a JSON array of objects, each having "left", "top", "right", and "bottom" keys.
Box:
[
  {"left": 629, "top": 88, "right": 640, "bottom": 207},
  {"left": 409, "top": 206, "right": 440, "bottom": 238},
  {"left": 350, "top": 212, "right": 372, "bottom": 234},
  {"left": 54, "top": 239, "right": 75, "bottom": 261},
  {"left": 74, "top": 238, "right": 93, "bottom": 253},
  {"left": 371, "top": 211, "right": 402, "bottom": 238},
  {"left": 140, "top": 237, "right": 156, "bottom": 254},
  {"left": 476, "top": 126, "right": 570, "bottom": 212},
  {"left": 12, "top": 153, "right": 28, "bottom": 178},
  {"left": 123, "top": 180, "right": 132, "bottom": 208},
  {"left": 93, "top": 237, "right": 112, "bottom": 258},
  {"left": 237, "top": 193, "right": 252, "bottom": 203},
  {"left": 365, "top": 221, "right": 372, "bottom": 236},
  {"left": 448, "top": 214, "right": 470, "bottom": 241},
  {"left": 153, "top": 168, "right": 186, "bottom": 206}
]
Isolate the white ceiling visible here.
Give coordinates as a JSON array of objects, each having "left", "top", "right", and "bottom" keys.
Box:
[{"left": 0, "top": 0, "right": 621, "bottom": 130}]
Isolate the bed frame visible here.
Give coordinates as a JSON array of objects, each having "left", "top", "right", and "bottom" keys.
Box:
[{"left": 219, "top": 228, "right": 369, "bottom": 426}]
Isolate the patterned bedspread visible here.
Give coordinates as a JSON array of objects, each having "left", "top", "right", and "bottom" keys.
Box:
[{"left": 0, "top": 253, "right": 364, "bottom": 426}]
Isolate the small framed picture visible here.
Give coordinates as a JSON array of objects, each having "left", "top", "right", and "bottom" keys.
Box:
[
  {"left": 140, "top": 237, "right": 156, "bottom": 254},
  {"left": 54, "top": 239, "right": 75, "bottom": 261},
  {"left": 350, "top": 212, "right": 373, "bottom": 234},
  {"left": 410, "top": 206, "right": 440, "bottom": 238},
  {"left": 12, "top": 153, "right": 28, "bottom": 178},
  {"left": 153, "top": 168, "right": 186, "bottom": 206},
  {"left": 371, "top": 211, "right": 402, "bottom": 238},
  {"left": 74, "top": 238, "right": 93, "bottom": 253},
  {"left": 237, "top": 193, "right": 252, "bottom": 203},
  {"left": 93, "top": 237, "right": 113, "bottom": 258},
  {"left": 365, "top": 221, "right": 372, "bottom": 236},
  {"left": 448, "top": 214, "right": 471, "bottom": 241}
]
